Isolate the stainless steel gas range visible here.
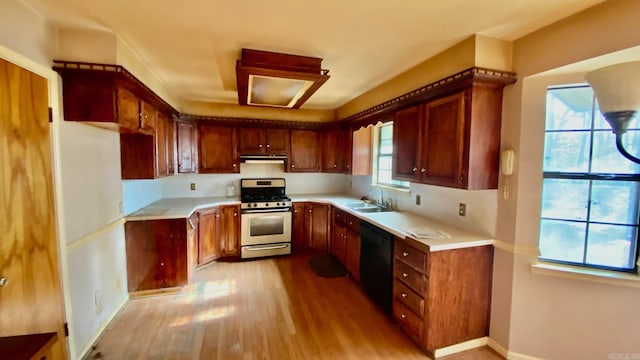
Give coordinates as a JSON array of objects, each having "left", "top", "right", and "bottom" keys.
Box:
[{"left": 240, "top": 178, "right": 292, "bottom": 259}]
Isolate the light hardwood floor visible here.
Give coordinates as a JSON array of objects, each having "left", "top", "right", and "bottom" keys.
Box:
[{"left": 93, "top": 253, "right": 503, "bottom": 359}]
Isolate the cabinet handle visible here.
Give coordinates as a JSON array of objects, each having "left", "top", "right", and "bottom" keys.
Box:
[
  {"left": 349, "top": 221, "right": 352, "bottom": 225},
  {"left": 403, "top": 252, "right": 409, "bottom": 257},
  {"left": 259, "top": 144, "right": 263, "bottom": 148},
  {"left": 266, "top": 144, "right": 270, "bottom": 148},
  {"left": 291, "top": 164, "right": 295, "bottom": 168},
  {"left": 460, "top": 175, "right": 464, "bottom": 183},
  {"left": 160, "top": 262, "right": 165, "bottom": 266},
  {"left": 233, "top": 163, "right": 237, "bottom": 167},
  {"left": 215, "top": 214, "right": 220, "bottom": 218},
  {"left": 234, "top": 212, "right": 237, "bottom": 217},
  {"left": 308, "top": 209, "right": 312, "bottom": 213},
  {"left": 334, "top": 164, "right": 337, "bottom": 168},
  {"left": 294, "top": 209, "right": 298, "bottom": 213},
  {"left": 401, "top": 292, "right": 408, "bottom": 298},
  {"left": 421, "top": 168, "right": 426, "bottom": 173},
  {"left": 0, "top": 277, "right": 8, "bottom": 287},
  {"left": 412, "top": 167, "right": 417, "bottom": 172},
  {"left": 401, "top": 314, "right": 407, "bottom": 319},
  {"left": 402, "top": 273, "right": 408, "bottom": 278}
]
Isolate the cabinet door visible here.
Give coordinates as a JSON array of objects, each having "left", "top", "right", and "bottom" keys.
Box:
[
  {"left": 345, "top": 228, "right": 361, "bottom": 281},
  {"left": 420, "top": 91, "right": 465, "bottom": 187},
  {"left": 166, "top": 116, "right": 176, "bottom": 174},
  {"left": 155, "top": 112, "right": 168, "bottom": 177},
  {"left": 153, "top": 220, "right": 187, "bottom": 288},
  {"left": 351, "top": 126, "right": 372, "bottom": 176},
  {"left": 265, "top": 128, "right": 289, "bottom": 155},
  {"left": 139, "top": 99, "right": 156, "bottom": 135},
  {"left": 176, "top": 121, "right": 197, "bottom": 173},
  {"left": 332, "top": 221, "right": 347, "bottom": 264},
  {"left": 120, "top": 133, "right": 155, "bottom": 179},
  {"left": 289, "top": 129, "right": 320, "bottom": 172},
  {"left": 322, "top": 128, "right": 341, "bottom": 173},
  {"left": 116, "top": 87, "right": 141, "bottom": 131},
  {"left": 187, "top": 213, "right": 199, "bottom": 281},
  {"left": 238, "top": 127, "right": 265, "bottom": 154},
  {"left": 341, "top": 127, "right": 353, "bottom": 173},
  {"left": 306, "top": 203, "right": 329, "bottom": 251},
  {"left": 292, "top": 202, "right": 306, "bottom": 251},
  {"left": 219, "top": 205, "right": 240, "bottom": 257},
  {"left": 198, "top": 207, "right": 220, "bottom": 265},
  {"left": 393, "top": 105, "right": 421, "bottom": 181},
  {"left": 199, "top": 124, "right": 239, "bottom": 173}
]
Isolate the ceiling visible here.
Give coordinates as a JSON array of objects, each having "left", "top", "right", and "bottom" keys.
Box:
[{"left": 23, "top": 0, "right": 605, "bottom": 110}]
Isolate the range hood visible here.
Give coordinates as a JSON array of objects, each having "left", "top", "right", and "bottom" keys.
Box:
[{"left": 239, "top": 154, "right": 288, "bottom": 164}]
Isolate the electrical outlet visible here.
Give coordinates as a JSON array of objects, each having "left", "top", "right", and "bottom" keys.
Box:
[
  {"left": 459, "top": 203, "right": 467, "bottom": 217},
  {"left": 190, "top": 183, "right": 196, "bottom": 191},
  {"left": 94, "top": 289, "right": 101, "bottom": 308},
  {"left": 416, "top": 194, "right": 421, "bottom": 205}
]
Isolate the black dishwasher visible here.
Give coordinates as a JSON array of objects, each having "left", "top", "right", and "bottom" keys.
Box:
[{"left": 359, "top": 221, "right": 394, "bottom": 314}]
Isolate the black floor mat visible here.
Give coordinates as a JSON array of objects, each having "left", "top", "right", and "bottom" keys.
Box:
[{"left": 308, "top": 253, "right": 348, "bottom": 278}]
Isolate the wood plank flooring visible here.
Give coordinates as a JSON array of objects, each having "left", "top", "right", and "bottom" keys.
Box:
[{"left": 93, "top": 253, "right": 503, "bottom": 360}]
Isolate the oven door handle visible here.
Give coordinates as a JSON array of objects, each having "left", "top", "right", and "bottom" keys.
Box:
[
  {"left": 245, "top": 244, "right": 290, "bottom": 251},
  {"left": 241, "top": 208, "right": 291, "bottom": 214}
]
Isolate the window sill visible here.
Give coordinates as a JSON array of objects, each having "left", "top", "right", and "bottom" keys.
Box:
[
  {"left": 371, "top": 183, "right": 411, "bottom": 197},
  {"left": 530, "top": 261, "right": 640, "bottom": 289}
]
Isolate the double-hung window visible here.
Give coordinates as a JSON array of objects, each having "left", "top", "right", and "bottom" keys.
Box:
[
  {"left": 374, "top": 123, "right": 409, "bottom": 189},
  {"left": 539, "top": 86, "right": 640, "bottom": 272}
]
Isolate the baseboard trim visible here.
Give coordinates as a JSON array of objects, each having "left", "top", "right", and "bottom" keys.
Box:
[
  {"left": 488, "top": 338, "right": 542, "bottom": 360},
  {"left": 434, "top": 337, "right": 488, "bottom": 358},
  {"left": 78, "top": 294, "right": 129, "bottom": 359},
  {"left": 66, "top": 217, "right": 125, "bottom": 251}
]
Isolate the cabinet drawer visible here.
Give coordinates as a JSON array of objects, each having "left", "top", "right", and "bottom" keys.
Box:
[
  {"left": 393, "top": 280, "right": 425, "bottom": 318},
  {"left": 393, "top": 300, "right": 423, "bottom": 341},
  {"left": 344, "top": 213, "right": 360, "bottom": 232},
  {"left": 395, "top": 240, "right": 428, "bottom": 273},
  {"left": 394, "top": 260, "right": 426, "bottom": 294}
]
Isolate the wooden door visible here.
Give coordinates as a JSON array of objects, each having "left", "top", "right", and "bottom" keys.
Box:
[
  {"left": 306, "top": 203, "right": 329, "bottom": 251},
  {"left": 0, "top": 58, "right": 67, "bottom": 356},
  {"left": 219, "top": 205, "right": 240, "bottom": 257},
  {"left": 116, "top": 87, "right": 141, "bottom": 131},
  {"left": 393, "top": 105, "right": 421, "bottom": 181},
  {"left": 265, "top": 128, "right": 289, "bottom": 154},
  {"left": 198, "top": 124, "right": 239, "bottom": 173},
  {"left": 166, "top": 116, "right": 175, "bottom": 174},
  {"left": 289, "top": 129, "right": 320, "bottom": 172},
  {"left": 155, "top": 112, "right": 168, "bottom": 177},
  {"left": 198, "top": 207, "right": 220, "bottom": 265},
  {"left": 345, "top": 228, "right": 361, "bottom": 281},
  {"left": 322, "top": 128, "right": 341, "bottom": 173},
  {"left": 176, "top": 121, "right": 197, "bottom": 173},
  {"left": 351, "top": 126, "right": 372, "bottom": 175},
  {"left": 238, "top": 127, "right": 265, "bottom": 154},
  {"left": 292, "top": 202, "right": 306, "bottom": 251},
  {"left": 420, "top": 91, "right": 465, "bottom": 187}
]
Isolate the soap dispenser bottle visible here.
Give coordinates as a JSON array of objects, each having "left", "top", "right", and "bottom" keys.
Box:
[{"left": 225, "top": 181, "right": 236, "bottom": 198}]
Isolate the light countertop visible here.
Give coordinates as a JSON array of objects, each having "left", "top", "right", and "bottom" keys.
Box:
[{"left": 126, "top": 193, "right": 494, "bottom": 251}]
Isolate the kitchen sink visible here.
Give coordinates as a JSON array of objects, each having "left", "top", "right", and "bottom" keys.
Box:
[{"left": 352, "top": 206, "right": 393, "bottom": 213}]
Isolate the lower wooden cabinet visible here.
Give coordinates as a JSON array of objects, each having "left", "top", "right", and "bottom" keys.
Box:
[
  {"left": 125, "top": 219, "right": 190, "bottom": 292},
  {"left": 198, "top": 207, "right": 221, "bottom": 265},
  {"left": 219, "top": 204, "right": 240, "bottom": 258},
  {"left": 331, "top": 208, "right": 361, "bottom": 280},
  {"left": 291, "top": 202, "right": 330, "bottom": 251},
  {"left": 393, "top": 237, "right": 493, "bottom": 355}
]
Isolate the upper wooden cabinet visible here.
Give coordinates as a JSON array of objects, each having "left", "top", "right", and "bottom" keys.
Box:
[
  {"left": 393, "top": 106, "right": 421, "bottom": 182},
  {"left": 120, "top": 112, "right": 174, "bottom": 179},
  {"left": 322, "top": 128, "right": 342, "bottom": 173},
  {"left": 238, "top": 127, "right": 289, "bottom": 155},
  {"left": 351, "top": 126, "right": 372, "bottom": 176},
  {"left": 198, "top": 124, "right": 239, "bottom": 173},
  {"left": 176, "top": 121, "right": 197, "bottom": 174},
  {"left": 289, "top": 129, "right": 321, "bottom": 172},
  {"left": 393, "top": 84, "right": 504, "bottom": 189}
]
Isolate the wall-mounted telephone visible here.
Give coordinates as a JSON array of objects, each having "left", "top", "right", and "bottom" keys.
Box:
[{"left": 501, "top": 149, "right": 515, "bottom": 176}]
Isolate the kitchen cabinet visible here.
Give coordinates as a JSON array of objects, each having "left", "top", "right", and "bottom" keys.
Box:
[
  {"left": 125, "top": 219, "right": 189, "bottom": 292},
  {"left": 187, "top": 211, "right": 199, "bottom": 281},
  {"left": 330, "top": 210, "right": 347, "bottom": 263},
  {"left": 198, "top": 124, "right": 239, "bottom": 173},
  {"left": 392, "top": 237, "right": 493, "bottom": 356},
  {"left": 392, "top": 105, "right": 421, "bottom": 181},
  {"left": 198, "top": 207, "right": 221, "bottom": 265},
  {"left": 119, "top": 111, "right": 174, "bottom": 179},
  {"left": 292, "top": 202, "right": 307, "bottom": 250},
  {"left": 332, "top": 208, "right": 360, "bottom": 279},
  {"left": 155, "top": 112, "right": 175, "bottom": 177},
  {"left": 289, "top": 129, "right": 321, "bottom": 172},
  {"left": 322, "top": 128, "right": 342, "bottom": 173},
  {"left": 305, "top": 203, "right": 330, "bottom": 251},
  {"left": 238, "top": 127, "right": 289, "bottom": 155},
  {"left": 351, "top": 126, "right": 372, "bottom": 176},
  {"left": 340, "top": 126, "right": 353, "bottom": 173},
  {"left": 176, "top": 121, "right": 197, "bottom": 173},
  {"left": 219, "top": 204, "right": 240, "bottom": 258},
  {"left": 0, "top": 332, "right": 63, "bottom": 360},
  {"left": 392, "top": 84, "right": 504, "bottom": 189}
]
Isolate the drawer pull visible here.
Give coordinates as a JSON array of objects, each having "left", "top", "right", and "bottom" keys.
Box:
[
  {"left": 401, "top": 292, "right": 407, "bottom": 298},
  {"left": 402, "top": 273, "right": 408, "bottom": 278},
  {"left": 401, "top": 314, "right": 407, "bottom": 319},
  {"left": 403, "top": 252, "right": 409, "bottom": 257}
]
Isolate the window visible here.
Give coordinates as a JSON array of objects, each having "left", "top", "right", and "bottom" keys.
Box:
[
  {"left": 374, "top": 123, "right": 409, "bottom": 189},
  {"left": 539, "top": 86, "right": 640, "bottom": 272}
]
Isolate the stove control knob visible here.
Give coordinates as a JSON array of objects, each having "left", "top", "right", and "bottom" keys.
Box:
[
  {"left": 253, "top": 203, "right": 258, "bottom": 208},
  {"left": 266, "top": 203, "right": 269, "bottom": 207}
]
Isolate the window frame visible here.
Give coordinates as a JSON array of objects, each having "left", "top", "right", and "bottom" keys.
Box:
[
  {"left": 372, "top": 122, "right": 409, "bottom": 190},
  {"left": 539, "top": 85, "right": 640, "bottom": 273}
]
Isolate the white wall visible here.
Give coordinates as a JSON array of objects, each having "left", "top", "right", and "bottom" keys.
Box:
[
  {"left": 122, "top": 179, "right": 163, "bottom": 215},
  {"left": 0, "top": 0, "right": 55, "bottom": 66},
  {"left": 349, "top": 175, "right": 497, "bottom": 237}
]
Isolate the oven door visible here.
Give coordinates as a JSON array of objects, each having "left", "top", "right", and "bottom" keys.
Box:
[{"left": 241, "top": 209, "right": 292, "bottom": 246}]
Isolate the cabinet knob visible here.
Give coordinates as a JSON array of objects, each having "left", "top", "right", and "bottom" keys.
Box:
[
  {"left": 421, "top": 168, "right": 426, "bottom": 173},
  {"left": 349, "top": 221, "right": 352, "bottom": 225},
  {"left": 160, "top": 262, "right": 165, "bottom": 266},
  {"left": 401, "top": 292, "right": 408, "bottom": 298},
  {"left": 308, "top": 209, "right": 312, "bottom": 213},
  {"left": 266, "top": 144, "right": 270, "bottom": 148},
  {"left": 233, "top": 163, "right": 237, "bottom": 167},
  {"left": 401, "top": 314, "right": 407, "bottom": 319},
  {"left": 412, "top": 167, "right": 417, "bottom": 172},
  {"left": 259, "top": 144, "right": 263, "bottom": 148},
  {"left": 402, "top": 273, "right": 408, "bottom": 278},
  {"left": 334, "top": 164, "right": 337, "bottom": 168},
  {"left": 294, "top": 209, "right": 298, "bottom": 213},
  {"left": 215, "top": 214, "right": 220, "bottom": 218},
  {"left": 403, "top": 252, "right": 409, "bottom": 257},
  {"left": 234, "top": 212, "right": 237, "bottom": 216},
  {"left": 0, "top": 277, "right": 8, "bottom": 287},
  {"left": 291, "top": 164, "right": 295, "bottom": 168}
]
